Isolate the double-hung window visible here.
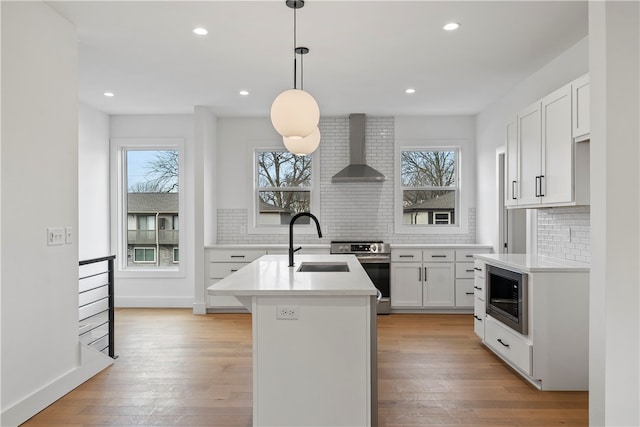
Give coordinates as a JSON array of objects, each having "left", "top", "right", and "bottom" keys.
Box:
[
  {"left": 397, "top": 148, "right": 461, "bottom": 229},
  {"left": 250, "top": 148, "right": 319, "bottom": 233}
]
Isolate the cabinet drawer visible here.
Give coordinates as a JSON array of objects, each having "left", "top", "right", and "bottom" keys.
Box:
[
  {"left": 485, "top": 317, "right": 532, "bottom": 376},
  {"left": 473, "top": 260, "right": 487, "bottom": 278},
  {"left": 423, "top": 249, "right": 454, "bottom": 262},
  {"left": 210, "top": 262, "right": 248, "bottom": 278},
  {"left": 209, "top": 249, "right": 266, "bottom": 263},
  {"left": 391, "top": 249, "right": 422, "bottom": 262},
  {"left": 455, "top": 279, "right": 474, "bottom": 307},
  {"left": 455, "top": 262, "right": 476, "bottom": 279},
  {"left": 455, "top": 248, "right": 491, "bottom": 262},
  {"left": 473, "top": 275, "right": 486, "bottom": 300},
  {"left": 474, "top": 298, "right": 485, "bottom": 339}
]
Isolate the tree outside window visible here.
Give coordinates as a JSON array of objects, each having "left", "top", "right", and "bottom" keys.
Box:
[
  {"left": 256, "top": 151, "right": 312, "bottom": 225},
  {"left": 401, "top": 150, "right": 458, "bottom": 225}
]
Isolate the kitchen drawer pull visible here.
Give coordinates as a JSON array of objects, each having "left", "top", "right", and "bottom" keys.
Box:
[
  {"left": 465, "top": 255, "right": 474, "bottom": 258},
  {"left": 474, "top": 315, "right": 483, "bottom": 321},
  {"left": 230, "top": 255, "right": 246, "bottom": 258},
  {"left": 431, "top": 255, "right": 447, "bottom": 258},
  {"left": 230, "top": 269, "right": 238, "bottom": 272},
  {"left": 465, "top": 292, "right": 474, "bottom": 295},
  {"left": 474, "top": 267, "right": 482, "bottom": 271},
  {"left": 465, "top": 269, "right": 475, "bottom": 273},
  {"left": 474, "top": 286, "right": 483, "bottom": 291},
  {"left": 399, "top": 254, "right": 414, "bottom": 258},
  {"left": 497, "top": 338, "right": 510, "bottom": 348}
]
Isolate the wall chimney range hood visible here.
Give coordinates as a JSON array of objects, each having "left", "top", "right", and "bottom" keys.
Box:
[{"left": 332, "top": 114, "right": 386, "bottom": 183}]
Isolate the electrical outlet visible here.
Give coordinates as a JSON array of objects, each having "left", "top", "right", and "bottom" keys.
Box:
[{"left": 276, "top": 305, "right": 299, "bottom": 320}]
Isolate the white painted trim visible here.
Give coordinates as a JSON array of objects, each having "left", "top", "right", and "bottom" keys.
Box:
[
  {"left": 0, "top": 345, "right": 113, "bottom": 427},
  {"left": 496, "top": 147, "right": 506, "bottom": 254},
  {"left": 115, "top": 296, "right": 194, "bottom": 308},
  {"left": 394, "top": 140, "right": 469, "bottom": 235},
  {"left": 246, "top": 141, "right": 321, "bottom": 235}
]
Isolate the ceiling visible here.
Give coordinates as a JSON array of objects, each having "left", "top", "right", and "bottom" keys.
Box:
[{"left": 48, "top": 1, "right": 588, "bottom": 117}]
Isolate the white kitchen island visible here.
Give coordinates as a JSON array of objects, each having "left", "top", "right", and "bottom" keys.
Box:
[{"left": 208, "top": 254, "right": 378, "bottom": 427}]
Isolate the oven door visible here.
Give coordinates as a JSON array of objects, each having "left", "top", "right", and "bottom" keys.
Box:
[{"left": 357, "top": 256, "right": 390, "bottom": 314}]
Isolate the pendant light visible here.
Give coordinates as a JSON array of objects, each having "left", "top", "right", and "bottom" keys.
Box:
[{"left": 270, "top": 0, "right": 320, "bottom": 147}]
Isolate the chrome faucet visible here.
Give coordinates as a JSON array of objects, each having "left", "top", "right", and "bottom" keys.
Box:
[{"left": 289, "top": 212, "right": 323, "bottom": 267}]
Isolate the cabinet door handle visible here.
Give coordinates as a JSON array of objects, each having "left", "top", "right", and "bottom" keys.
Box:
[
  {"left": 418, "top": 267, "right": 421, "bottom": 282},
  {"left": 474, "top": 286, "right": 482, "bottom": 290},
  {"left": 230, "top": 255, "right": 246, "bottom": 258},
  {"left": 535, "top": 176, "right": 540, "bottom": 197},
  {"left": 424, "top": 267, "right": 428, "bottom": 282},
  {"left": 539, "top": 175, "right": 545, "bottom": 197},
  {"left": 512, "top": 180, "right": 517, "bottom": 200},
  {"left": 497, "top": 338, "right": 510, "bottom": 348}
]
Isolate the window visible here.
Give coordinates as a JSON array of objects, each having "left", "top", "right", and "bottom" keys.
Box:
[
  {"left": 256, "top": 150, "right": 312, "bottom": 226},
  {"left": 400, "top": 149, "right": 458, "bottom": 226},
  {"left": 133, "top": 247, "right": 156, "bottom": 263},
  {"left": 173, "top": 248, "right": 179, "bottom": 263},
  {"left": 112, "top": 137, "right": 184, "bottom": 276}
]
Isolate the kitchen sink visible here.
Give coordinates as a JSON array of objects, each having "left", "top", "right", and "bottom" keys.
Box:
[{"left": 296, "top": 262, "right": 350, "bottom": 272}]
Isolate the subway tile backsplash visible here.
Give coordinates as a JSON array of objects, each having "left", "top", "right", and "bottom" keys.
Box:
[
  {"left": 537, "top": 206, "right": 590, "bottom": 263},
  {"left": 217, "top": 116, "right": 477, "bottom": 245}
]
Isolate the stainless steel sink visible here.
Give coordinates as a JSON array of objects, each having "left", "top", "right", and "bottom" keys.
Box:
[{"left": 296, "top": 262, "right": 350, "bottom": 272}]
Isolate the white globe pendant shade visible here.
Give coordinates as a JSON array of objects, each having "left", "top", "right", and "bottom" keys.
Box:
[
  {"left": 270, "top": 89, "right": 320, "bottom": 139},
  {"left": 283, "top": 127, "right": 320, "bottom": 156}
]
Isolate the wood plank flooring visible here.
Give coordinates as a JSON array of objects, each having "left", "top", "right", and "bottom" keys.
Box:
[{"left": 22, "top": 309, "right": 587, "bottom": 426}]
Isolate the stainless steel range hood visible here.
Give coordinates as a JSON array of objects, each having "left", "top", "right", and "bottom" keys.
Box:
[{"left": 332, "top": 114, "right": 386, "bottom": 183}]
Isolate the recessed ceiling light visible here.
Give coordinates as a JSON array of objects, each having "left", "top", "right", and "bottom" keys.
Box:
[
  {"left": 239, "top": 90, "right": 249, "bottom": 96},
  {"left": 443, "top": 22, "right": 460, "bottom": 31},
  {"left": 103, "top": 92, "right": 115, "bottom": 97},
  {"left": 405, "top": 88, "right": 416, "bottom": 94},
  {"left": 193, "top": 27, "right": 208, "bottom": 36}
]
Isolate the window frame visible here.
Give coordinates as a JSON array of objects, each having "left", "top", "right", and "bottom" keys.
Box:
[
  {"left": 394, "top": 141, "right": 469, "bottom": 235},
  {"left": 110, "top": 138, "right": 186, "bottom": 278},
  {"left": 247, "top": 141, "right": 321, "bottom": 235},
  {"left": 133, "top": 247, "right": 156, "bottom": 264}
]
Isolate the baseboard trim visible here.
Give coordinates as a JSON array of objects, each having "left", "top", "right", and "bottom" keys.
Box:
[
  {"left": 115, "top": 296, "right": 193, "bottom": 308},
  {"left": 1, "top": 344, "right": 113, "bottom": 427}
]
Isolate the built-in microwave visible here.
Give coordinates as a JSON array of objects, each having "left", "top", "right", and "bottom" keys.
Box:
[{"left": 486, "top": 265, "right": 528, "bottom": 334}]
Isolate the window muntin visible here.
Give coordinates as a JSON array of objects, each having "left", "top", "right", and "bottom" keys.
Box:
[
  {"left": 256, "top": 150, "right": 312, "bottom": 226},
  {"left": 401, "top": 150, "right": 458, "bottom": 226}
]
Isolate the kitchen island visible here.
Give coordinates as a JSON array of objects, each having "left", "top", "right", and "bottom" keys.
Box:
[{"left": 208, "top": 254, "right": 378, "bottom": 427}]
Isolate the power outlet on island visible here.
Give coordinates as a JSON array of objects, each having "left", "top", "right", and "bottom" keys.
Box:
[{"left": 276, "top": 305, "right": 299, "bottom": 320}]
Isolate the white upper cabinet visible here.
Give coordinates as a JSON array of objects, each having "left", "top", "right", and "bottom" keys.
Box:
[
  {"left": 505, "top": 76, "right": 590, "bottom": 209},
  {"left": 572, "top": 74, "right": 590, "bottom": 141}
]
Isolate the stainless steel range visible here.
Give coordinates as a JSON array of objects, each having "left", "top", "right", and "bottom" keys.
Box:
[{"left": 330, "top": 240, "right": 391, "bottom": 314}]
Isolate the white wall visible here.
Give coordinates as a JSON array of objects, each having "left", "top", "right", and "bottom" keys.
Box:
[
  {"left": 475, "top": 37, "right": 589, "bottom": 251},
  {"left": 589, "top": 2, "right": 640, "bottom": 425},
  {"left": 1, "top": 3, "right": 111, "bottom": 425},
  {"left": 109, "top": 115, "right": 195, "bottom": 307},
  {"left": 214, "top": 115, "right": 477, "bottom": 244},
  {"left": 79, "top": 104, "right": 110, "bottom": 260}
]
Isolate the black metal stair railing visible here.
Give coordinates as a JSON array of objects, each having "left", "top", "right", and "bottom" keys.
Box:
[{"left": 78, "top": 255, "right": 117, "bottom": 359}]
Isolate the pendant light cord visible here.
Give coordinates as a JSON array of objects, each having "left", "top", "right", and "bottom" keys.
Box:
[{"left": 293, "top": 6, "right": 297, "bottom": 89}]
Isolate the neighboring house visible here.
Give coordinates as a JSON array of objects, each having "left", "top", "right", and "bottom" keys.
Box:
[
  {"left": 127, "top": 192, "right": 179, "bottom": 266},
  {"left": 403, "top": 192, "right": 456, "bottom": 225}
]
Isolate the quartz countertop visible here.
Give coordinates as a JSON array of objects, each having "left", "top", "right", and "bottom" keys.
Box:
[
  {"left": 474, "top": 253, "right": 590, "bottom": 273},
  {"left": 207, "top": 254, "right": 377, "bottom": 296}
]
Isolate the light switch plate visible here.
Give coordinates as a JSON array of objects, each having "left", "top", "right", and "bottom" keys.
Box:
[
  {"left": 65, "top": 226, "right": 73, "bottom": 244},
  {"left": 47, "top": 227, "right": 65, "bottom": 246}
]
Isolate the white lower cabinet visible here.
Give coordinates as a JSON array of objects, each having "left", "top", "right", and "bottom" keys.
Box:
[
  {"left": 207, "top": 248, "right": 266, "bottom": 310},
  {"left": 391, "top": 246, "right": 491, "bottom": 311},
  {"left": 485, "top": 316, "right": 532, "bottom": 376},
  {"left": 472, "top": 259, "right": 487, "bottom": 340}
]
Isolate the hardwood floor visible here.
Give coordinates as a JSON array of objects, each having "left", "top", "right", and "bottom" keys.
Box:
[{"left": 22, "top": 309, "right": 587, "bottom": 426}]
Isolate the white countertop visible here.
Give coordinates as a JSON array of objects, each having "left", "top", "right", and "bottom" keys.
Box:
[
  {"left": 208, "top": 254, "right": 377, "bottom": 296},
  {"left": 474, "top": 253, "right": 590, "bottom": 273}
]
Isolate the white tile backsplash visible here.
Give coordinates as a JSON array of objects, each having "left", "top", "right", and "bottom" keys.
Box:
[
  {"left": 537, "top": 206, "right": 590, "bottom": 263},
  {"left": 217, "top": 116, "right": 477, "bottom": 245}
]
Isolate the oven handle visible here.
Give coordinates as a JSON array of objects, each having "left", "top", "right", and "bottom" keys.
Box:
[{"left": 356, "top": 256, "right": 391, "bottom": 264}]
